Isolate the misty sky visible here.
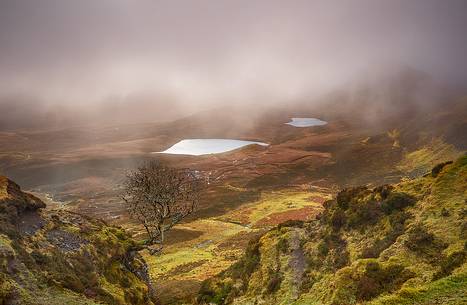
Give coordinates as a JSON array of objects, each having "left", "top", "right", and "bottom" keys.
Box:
[{"left": 1, "top": 0, "right": 467, "bottom": 108}]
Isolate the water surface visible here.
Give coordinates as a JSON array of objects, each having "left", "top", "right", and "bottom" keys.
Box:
[
  {"left": 285, "top": 118, "right": 327, "bottom": 127},
  {"left": 157, "top": 139, "right": 269, "bottom": 156}
]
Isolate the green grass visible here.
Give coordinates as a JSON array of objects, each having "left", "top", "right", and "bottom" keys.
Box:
[
  {"left": 24, "top": 287, "right": 105, "bottom": 305},
  {"left": 0, "top": 206, "right": 155, "bottom": 305},
  {"left": 397, "top": 138, "right": 460, "bottom": 177},
  {"left": 218, "top": 190, "right": 328, "bottom": 227},
  {"left": 369, "top": 273, "right": 467, "bottom": 305},
  {"left": 198, "top": 156, "right": 467, "bottom": 305},
  {"left": 142, "top": 188, "right": 329, "bottom": 303},
  {"left": 144, "top": 218, "right": 253, "bottom": 282}
]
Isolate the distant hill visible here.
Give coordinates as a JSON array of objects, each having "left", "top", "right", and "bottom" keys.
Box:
[
  {"left": 198, "top": 155, "right": 467, "bottom": 304},
  {"left": 0, "top": 176, "right": 156, "bottom": 305},
  {"left": 0, "top": 94, "right": 184, "bottom": 131}
]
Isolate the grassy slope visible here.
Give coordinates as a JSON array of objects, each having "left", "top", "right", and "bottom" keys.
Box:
[
  {"left": 0, "top": 177, "right": 156, "bottom": 305},
  {"left": 142, "top": 135, "right": 459, "bottom": 305},
  {"left": 142, "top": 188, "right": 330, "bottom": 305},
  {"left": 1, "top": 100, "right": 463, "bottom": 305},
  {"left": 198, "top": 155, "right": 467, "bottom": 305}
]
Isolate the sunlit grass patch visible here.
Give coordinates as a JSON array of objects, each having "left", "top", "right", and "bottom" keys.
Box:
[
  {"left": 200, "top": 155, "right": 467, "bottom": 305},
  {"left": 368, "top": 273, "right": 467, "bottom": 305},
  {"left": 144, "top": 247, "right": 215, "bottom": 279},
  {"left": 397, "top": 138, "right": 460, "bottom": 177},
  {"left": 219, "top": 190, "right": 329, "bottom": 228},
  {"left": 143, "top": 187, "right": 329, "bottom": 303},
  {"left": 141, "top": 188, "right": 328, "bottom": 295},
  {"left": 31, "top": 287, "right": 104, "bottom": 305},
  {"left": 144, "top": 218, "right": 253, "bottom": 281}
]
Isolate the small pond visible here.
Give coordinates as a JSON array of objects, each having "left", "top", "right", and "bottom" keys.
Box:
[
  {"left": 156, "top": 139, "right": 269, "bottom": 156},
  {"left": 285, "top": 118, "right": 327, "bottom": 127}
]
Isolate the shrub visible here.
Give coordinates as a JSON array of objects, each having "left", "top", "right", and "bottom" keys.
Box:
[
  {"left": 405, "top": 224, "right": 448, "bottom": 262},
  {"left": 277, "top": 238, "right": 289, "bottom": 253},
  {"left": 299, "top": 268, "right": 317, "bottom": 293},
  {"left": 434, "top": 250, "right": 466, "bottom": 279},
  {"left": 211, "top": 283, "right": 233, "bottom": 305},
  {"left": 381, "top": 192, "right": 416, "bottom": 215},
  {"left": 336, "top": 187, "right": 369, "bottom": 210},
  {"left": 431, "top": 161, "right": 453, "bottom": 177},
  {"left": 373, "top": 184, "right": 394, "bottom": 200},
  {"left": 405, "top": 224, "right": 435, "bottom": 252},
  {"left": 224, "top": 235, "right": 261, "bottom": 288},
  {"left": 319, "top": 232, "right": 346, "bottom": 255},
  {"left": 330, "top": 210, "right": 346, "bottom": 230},
  {"left": 332, "top": 249, "right": 350, "bottom": 270},
  {"left": 30, "top": 250, "right": 49, "bottom": 265},
  {"left": 347, "top": 200, "right": 382, "bottom": 228},
  {"left": 356, "top": 261, "right": 414, "bottom": 301},
  {"left": 197, "top": 281, "right": 233, "bottom": 305},
  {"left": 317, "top": 241, "right": 329, "bottom": 256},
  {"left": 389, "top": 210, "right": 411, "bottom": 228},
  {"left": 242, "top": 237, "right": 261, "bottom": 278},
  {"left": 265, "top": 268, "right": 283, "bottom": 294},
  {"left": 317, "top": 232, "right": 350, "bottom": 270},
  {"left": 277, "top": 219, "right": 304, "bottom": 229},
  {"left": 0, "top": 274, "right": 16, "bottom": 303},
  {"left": 362, "top": 238, "right": 388, "bottom": 259},
  {"left": 361, "top": 211, "right": 410, "bottom": 258},
  {"left": 60, "top": 274, "right": 85, "bottom": 292},
  {"left": 197, "top": 281, "right": 216, "bottom": 304}
]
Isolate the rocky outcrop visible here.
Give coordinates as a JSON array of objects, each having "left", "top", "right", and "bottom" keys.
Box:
[
  {"left": 0, "top": 176, "right": 46, "bottom": 236},
  {"left": 0, "top": 176, "right": 157, "bottom": 305},
  {"left": 0, "top": 176, "right": 45, "bottom": 211}
]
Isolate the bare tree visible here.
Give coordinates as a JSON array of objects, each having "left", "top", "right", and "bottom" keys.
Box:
[{"left": 123, "top": 160, "right": 202, "bottom": 252}]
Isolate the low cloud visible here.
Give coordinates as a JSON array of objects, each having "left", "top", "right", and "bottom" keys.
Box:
[{"left": 0, "top": 0, "right": 466, "bottom": 128}]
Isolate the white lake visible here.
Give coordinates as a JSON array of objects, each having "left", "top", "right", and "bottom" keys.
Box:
[
  {"left": 285, "top": 117, "right": 327, "bottom": 127},
  {"left": 156, "top": 139, "right": 269, "bottom": 156}
]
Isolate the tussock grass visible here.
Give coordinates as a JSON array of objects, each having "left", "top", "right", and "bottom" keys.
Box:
[{"left": 198, "top": 156, "right": 467, "bottom": 305}]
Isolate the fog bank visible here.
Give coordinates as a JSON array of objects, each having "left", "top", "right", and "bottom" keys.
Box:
[{"left": 1, "top": 0, "right": 466, "bottom": 129}]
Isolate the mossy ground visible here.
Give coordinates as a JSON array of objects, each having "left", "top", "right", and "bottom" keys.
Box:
[
  {"left": 198, "top": 156, "right": 467, "bottom": 305},
  {"left": 139, "top": 187, "right": 329, "bottom": 304},
  {"left": 217, "top": 190, "right": 328, "bottom": 228},
  {"left": 397, "top": 137, "right": 461, "bottom": 177},
  {"left": 0, "top": 186, "right": 155, "bottom": 305},
  {"left": 369, "top": 273, "right": 467, "bottom": 305}
]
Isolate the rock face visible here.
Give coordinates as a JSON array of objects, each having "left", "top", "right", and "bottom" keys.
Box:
[
  {"left": 0, "top": 176, "right": 157, "bottom": 305},
  {"left": 198, "top": 156, "right": 467, "bottom": 305},
  {"left": 0, "top": 176, "right": 46, "bottom": 235},
  {"left": 0, "top": 176, "right": 46, "bottom": 210}
]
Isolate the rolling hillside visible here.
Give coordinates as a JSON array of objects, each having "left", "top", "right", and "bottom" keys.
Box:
[{"left": 198, "top": 156, "right": 467, "bottom": 304}]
